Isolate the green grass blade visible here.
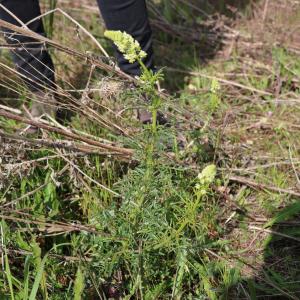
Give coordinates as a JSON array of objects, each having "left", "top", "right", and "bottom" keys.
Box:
[
  {"left": 264, "top": 202, "right": 300, "bottom": 228},
  {"left": 23, "top": 256, "right": 31, "bottom": 300},
  {"left": 246, "top": 279, "right": 257, "bottom": 300},
  {"left": 28, "top": 254, "right": 48, "bottom": 300},
  {"left": 4, "top": 251, "right": 15, "bottom": 300}
]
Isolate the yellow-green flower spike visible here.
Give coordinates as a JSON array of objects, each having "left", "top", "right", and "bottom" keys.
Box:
[
  {"left": 104, "top": 30, "right": 147, "bottom": 64},
  {"left": 197, "top": 164, "right": 216, "bottom": 185}
]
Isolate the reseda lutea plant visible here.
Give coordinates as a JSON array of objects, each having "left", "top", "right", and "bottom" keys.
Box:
[
  {"left": 104, "top": 30, "right": 147, "bottom": 64},
  {"left": 104, "top": 30, "right": 164, "bottom": 134},
  {"left": 105, "top": 29, "right": 165, "bottom": 184}
]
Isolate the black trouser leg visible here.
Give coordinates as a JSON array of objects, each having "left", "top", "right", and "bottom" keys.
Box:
[
  {"left": 0, "top": 0, "right": 55, "bottom": 91},
  {"left": 97, "top": 0, "right": 154, "bottom": 76},
  {"left": 0, "top": 0, "right": 154, "bottom": 88}
]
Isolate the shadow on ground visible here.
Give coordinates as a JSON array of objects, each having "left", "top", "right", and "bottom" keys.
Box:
[
  {"left": 149, "top": 0, "right": 257, "bottom": 91},
  {"left": 234, "top": 203, "right": 300, "bottom": 299}
]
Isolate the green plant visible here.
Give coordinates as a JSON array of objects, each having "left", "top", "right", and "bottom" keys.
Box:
[
  {"left": 1, "top": 223, "right": 49, "bottom": 300},
  {"left": 44, "top": 0, "right": 57, "bottom": 39},
  {"left": 1, "top": 3, "right": 300, "bottom": 299},
  {"left": 104, "top": 30, "right": 164, "bottom": 132}
]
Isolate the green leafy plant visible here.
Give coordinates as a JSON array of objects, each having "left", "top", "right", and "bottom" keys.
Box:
[
  {"left": 105, "top": 30, "right": 164, "bottom": 133},
  {"left": 2, "top": 3, "right": 299, "bottom": 299},
  {"left": 74, "top": 266, "right": 85, "bottom": 300}
]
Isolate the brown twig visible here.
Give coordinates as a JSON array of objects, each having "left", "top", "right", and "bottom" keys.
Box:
[
  {"left": 249, "top": 225, "right": 300, "bottom": 243},
  {"left": 0, "top": 183, "right": 47, "bottom": 208},
  {"left": 1, "top": 248, "right": 92, "bottom": 262},
  {"left": 0, "top": 214, "right": 99, "bottom": 235},
  {"left": 0, "top": 110, "right": 133, "bottom": 157},
  {"left": 166, "top": 67, "right": 273, "bottom": 96},
  {"left": 0, "top": 130, "right": 128, "bottom": 157},
  {"left": 229, "top": 175, "right": 300, "bottom": 197},
  {"left": 0, "top": 19, "right": 133, "bottom": 82}
]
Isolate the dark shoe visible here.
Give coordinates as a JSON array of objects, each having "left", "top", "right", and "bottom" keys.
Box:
[
  {"left": 137, "top": 109, "right": 169, "bottom": 125},
  {"left": 30, "top": 90, "right": 57, "bottom": 118},
  {"left": 19, "top": 90, "right": 57, "bottom": 135},
  {"left": 24, "top": 125, "right": 39, "bottom": 135}
]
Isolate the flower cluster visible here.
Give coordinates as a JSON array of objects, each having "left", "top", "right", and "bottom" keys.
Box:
[
  {"left": 195, "top": 164, "right": 216, "bottom": 196},
  {"left": 210, "top": 77, "right": 220, "bottom": 93},
  {"left": 104, "top": 30, "right": 147, "bottom": 64}
]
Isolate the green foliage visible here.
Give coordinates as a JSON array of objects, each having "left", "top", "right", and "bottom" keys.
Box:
[
  {"left": 28, "top": 254, "right": 48, "bottom": 300},
  {"left": 74, "top": 266, "right": 85, "bottom": 300},
  {"left": 264, "top": 202, "right": 300, "bottom": 228},
  {"left": 44, "top": 0, "right": 57, "bottom": 39},
  {"left": 4, "top": 248, "right": 15, "bottom": 300},
  {"left": 1, "top": 3, "right": 300, "bottom": 300},
  {"left": 1, "top": 223, "right": 48, "bottom": 300}
]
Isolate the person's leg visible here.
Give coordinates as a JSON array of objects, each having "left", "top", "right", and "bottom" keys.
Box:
[
  {"left": 0, "top": 0, "right": 55, "bottom": 91},
  {"left": 0, "top": 0, "right": 57, "bottom": 126},
  {"left": 96, "top": 0, "right": 154, "bottom": 76}
]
